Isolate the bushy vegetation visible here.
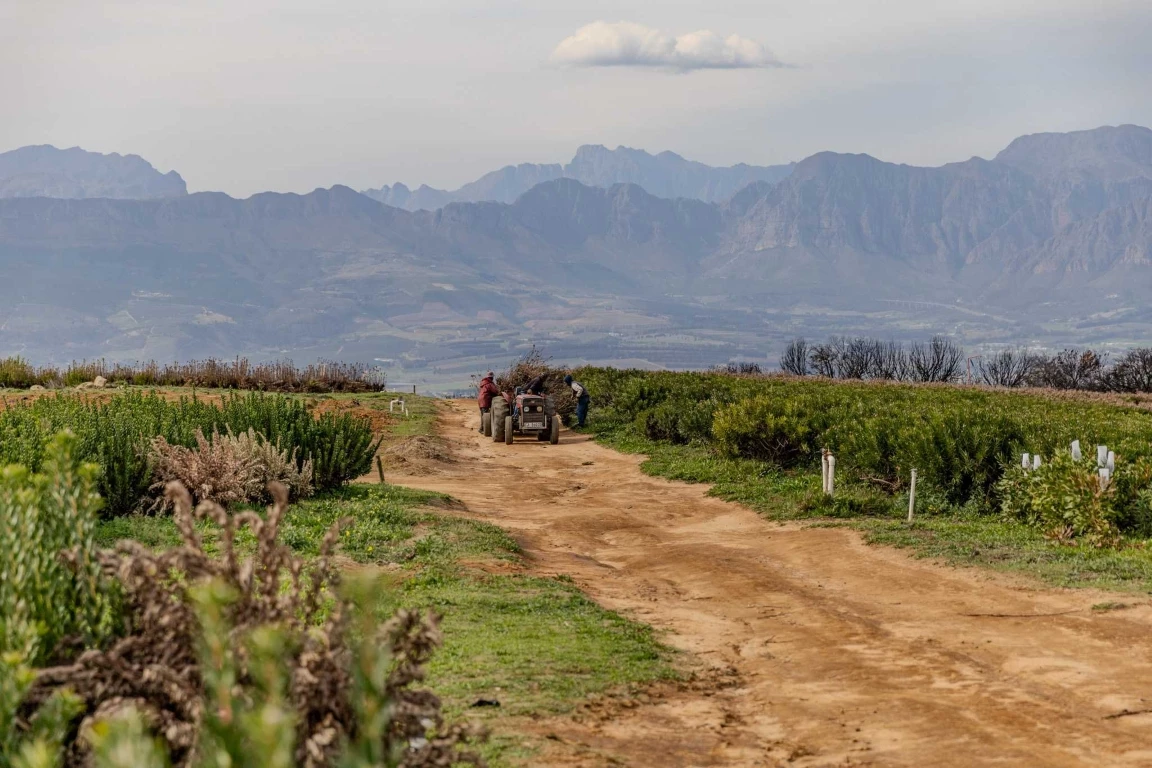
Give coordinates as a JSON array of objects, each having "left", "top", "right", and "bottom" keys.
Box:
[
  {"left": 0, "top": 392, "right": 379, "bottom": 516},
  {"left": 997, "top": 452, "right": 1152, "bottom": 545},
  {"left": 780, "top": 335, "right": 1152, "bottom": 393},
  {"left": 2, "top": 419, "right": 673, "bottom": 768},
  {"left": 575, "top": 367, "right": 1152, "bottom": 543},
  {"left": 4, "top": 476, "right": 484, "bottom": 768},
  {"left": 0, "top": 434, "right": 117, "bottom": 665},
  {"left": 0, "top": 357, "right": 386, "bottom": 393}
]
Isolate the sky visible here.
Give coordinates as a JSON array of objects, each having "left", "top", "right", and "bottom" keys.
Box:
[{"left": 2, "top": 0, "right": 1150, "bottom": 197}]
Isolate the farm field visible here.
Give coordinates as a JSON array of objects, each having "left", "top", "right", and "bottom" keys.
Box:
[
  {"left": 401, "top": 399, "right": 1152, "bottom": 767},
  {"left": 11, "top": 375, "right": 1152, "bottom": 766}
]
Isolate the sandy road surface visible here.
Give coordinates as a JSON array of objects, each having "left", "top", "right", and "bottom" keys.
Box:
[{"left": 397, "top": 401, "right": 1152, "bottom": 767}]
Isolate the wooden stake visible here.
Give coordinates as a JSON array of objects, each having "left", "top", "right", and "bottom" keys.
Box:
[
  {"left": 376, "top": 456, "right": 385, "bottom": 484},
  {"left": 907, "top": 468, "right": 917, "bottom": 523}
]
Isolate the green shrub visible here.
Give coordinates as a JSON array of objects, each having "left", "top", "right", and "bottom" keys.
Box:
[
  {"left": 581, "top": 368, "right": 1152, "bottom": 534},
  {"left": 0, "top": 433, "right": 116, "bottom": 664},
  {"left": 712, "top": 395, "right": 821, "bottom": 465},
  {"left": 899, "top": 409, "right": 1025, "bottom": 507},
  {"left": 0, "top": 392, "right": 380, "bottom": 516},
  {"left": 637, "top": 397, "right": 719, "bottom": 444},
  {"left": 997, "top": 454, "right": 1120, "bottom": 545},
  {"left": 998, "top": 452, "right": 1152, "bottom": 545}
]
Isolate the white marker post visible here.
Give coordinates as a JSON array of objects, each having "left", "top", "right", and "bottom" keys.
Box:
[
  {"left": 827, "top": 454, "right": 836, "bottom": 497},
  {"left": 1033, "top": 454, "right": 1042, "bottom": 471},
  {"left": 1022, "top": 453, "right": 1031, "bottom": 470},
  {"left": 1097, "top": 445, "right": 1109, "bottom": 467},
  {"left": 1071, "top": 440, "right": 1082, "bottom": 462},
  {"left": 821, "top": 450, "right": 830, "bottom": 494},
  {"left": 907, "top": 468, "right": 918, "bottom": 523},
  {"left": 1099, "top": 467, "right": 1112, "bottom": 491}
]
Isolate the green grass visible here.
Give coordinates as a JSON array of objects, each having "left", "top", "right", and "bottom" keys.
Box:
[
  {"left": 379, "top": 392, "right": 438, "bottom": 438},
  {"left": 590, "top": 423, "right": 1152, "bottom": 594},
  {"left": 94, "top": 481, "right": 676, "bottom": 766},
  {"left": 853, "top": 518, "right": 1152, "bottom": 592},
  {"left": 389, "top": 573, "right": 672, "bottom": 716},
  {"left": 95, "top": 515, "right": 186, "bottom": 550}
]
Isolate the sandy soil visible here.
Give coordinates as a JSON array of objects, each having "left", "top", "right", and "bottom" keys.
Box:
[{"left": 395, "top": 400, "right": 1152, "bottom": 767}]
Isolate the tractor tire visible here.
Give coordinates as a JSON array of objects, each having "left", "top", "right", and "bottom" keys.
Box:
[
  {"left": 549, "top": 417, "right": 560, "bottom": 444},
  {"left": 537, "top": 428, "right": 549, "bottom": 441},
  {"left": 504, "top": 416, "right": 514, "bottom": 445},
  {"left": 481, "top": 411, "right": 491, "bottom": 437},
  {"left": 544, "top": 396, "right": 557, "bottom": 417},
  {"left": 491, "top": 401, "right": 507, "bottom": 443}
]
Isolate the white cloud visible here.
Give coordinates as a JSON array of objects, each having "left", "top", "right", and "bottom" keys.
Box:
[{"left": 550, "top": 21, "right": 785, "bottom": 72}]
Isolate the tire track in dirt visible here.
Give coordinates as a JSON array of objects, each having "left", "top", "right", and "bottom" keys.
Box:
[{"left": 397, "top": 400, "right": 1152, "bottom": 767}]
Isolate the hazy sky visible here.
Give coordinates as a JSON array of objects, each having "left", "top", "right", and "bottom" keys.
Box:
[{"left": 3, "top": 0, "right": 1150, "bottom": 197}]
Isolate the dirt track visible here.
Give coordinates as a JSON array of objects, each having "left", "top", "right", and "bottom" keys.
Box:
[{"left": 397, "top": 400, "right": 1152, "bottom": 767}]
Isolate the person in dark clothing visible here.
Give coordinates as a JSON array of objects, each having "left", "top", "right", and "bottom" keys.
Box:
[
  {"left": 524, "top": 373, "right": 548, "bottom": 395},
  {"left": 564, "top": 374, "right": 590, "bottom": 427},
  {"left": 476, "top": 371, "right": 499, "bottom": 432}
]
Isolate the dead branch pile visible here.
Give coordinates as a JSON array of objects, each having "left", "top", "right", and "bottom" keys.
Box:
[{"left": 489, "top": 347, "right": 576, "bottom": 423}]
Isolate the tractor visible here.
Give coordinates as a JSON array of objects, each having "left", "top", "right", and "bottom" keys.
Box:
[{"left": 483, "top": 391, "right": 559, "bottom": 445}]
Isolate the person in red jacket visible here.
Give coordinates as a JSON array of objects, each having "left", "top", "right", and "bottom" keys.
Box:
[{"left": 477, "top": 371, "right": 500, "bottom": 432}]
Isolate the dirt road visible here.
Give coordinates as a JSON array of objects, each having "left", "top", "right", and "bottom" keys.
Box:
[{"left": 398, "top": 401, "right": 1152, "bottom": 767}]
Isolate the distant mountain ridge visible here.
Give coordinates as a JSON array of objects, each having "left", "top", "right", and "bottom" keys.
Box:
[
  {"left": 0, "top": 145, "right": 187, "bottom": 199},
  {"left": 361, "top": 144, "right": 796, "bottom": 209},
  {"left": 2, "top": 124, "right": 1151, "bottom": 381}
]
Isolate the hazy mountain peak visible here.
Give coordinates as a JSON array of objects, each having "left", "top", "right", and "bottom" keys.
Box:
[
  {"left": 994, "top": 124, "right": 1152, "bottom": 182},
  {"left": 362, "top": 144, "right": 796, "bottom": 210},
  {"left": 0, "top": 144, "right": 187, "bottom": 199}
]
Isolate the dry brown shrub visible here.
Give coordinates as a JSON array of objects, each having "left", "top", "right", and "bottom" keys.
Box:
[
  {"left": 229, "top": 427, "right": 314, "bottom": 501},
  {"left": 27, "top": 482, "right": 483, "bottom": 767},
  {"left": 149, "top": 429, "right": 257, "bottom": 511}
]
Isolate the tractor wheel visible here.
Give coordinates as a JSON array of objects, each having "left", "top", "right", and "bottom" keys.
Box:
[
  {"left": 481, "top": 412, "right": 491, "bottom": 437},
  {"left": 491, "top": 401, "right": 507, "bottom": 443},
  {"left": 549, "top": 417, "right": 560, "bottom": 444},
  {"left": 504, "top": 416, "right": 514, "bottom": 445},
  {"left": 537, "top": 428, "right": 549, "bottom": 441}
]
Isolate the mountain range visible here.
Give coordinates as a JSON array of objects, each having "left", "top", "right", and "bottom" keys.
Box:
[
  {"left": 0, "top": 145, "right": 187, "bottom": 200},
  {"left": 1, "top": 125, "right": 1150, "bottom": 388},
  {"left": 360, "top": 144, "right": 796, "bottom": 209}
]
